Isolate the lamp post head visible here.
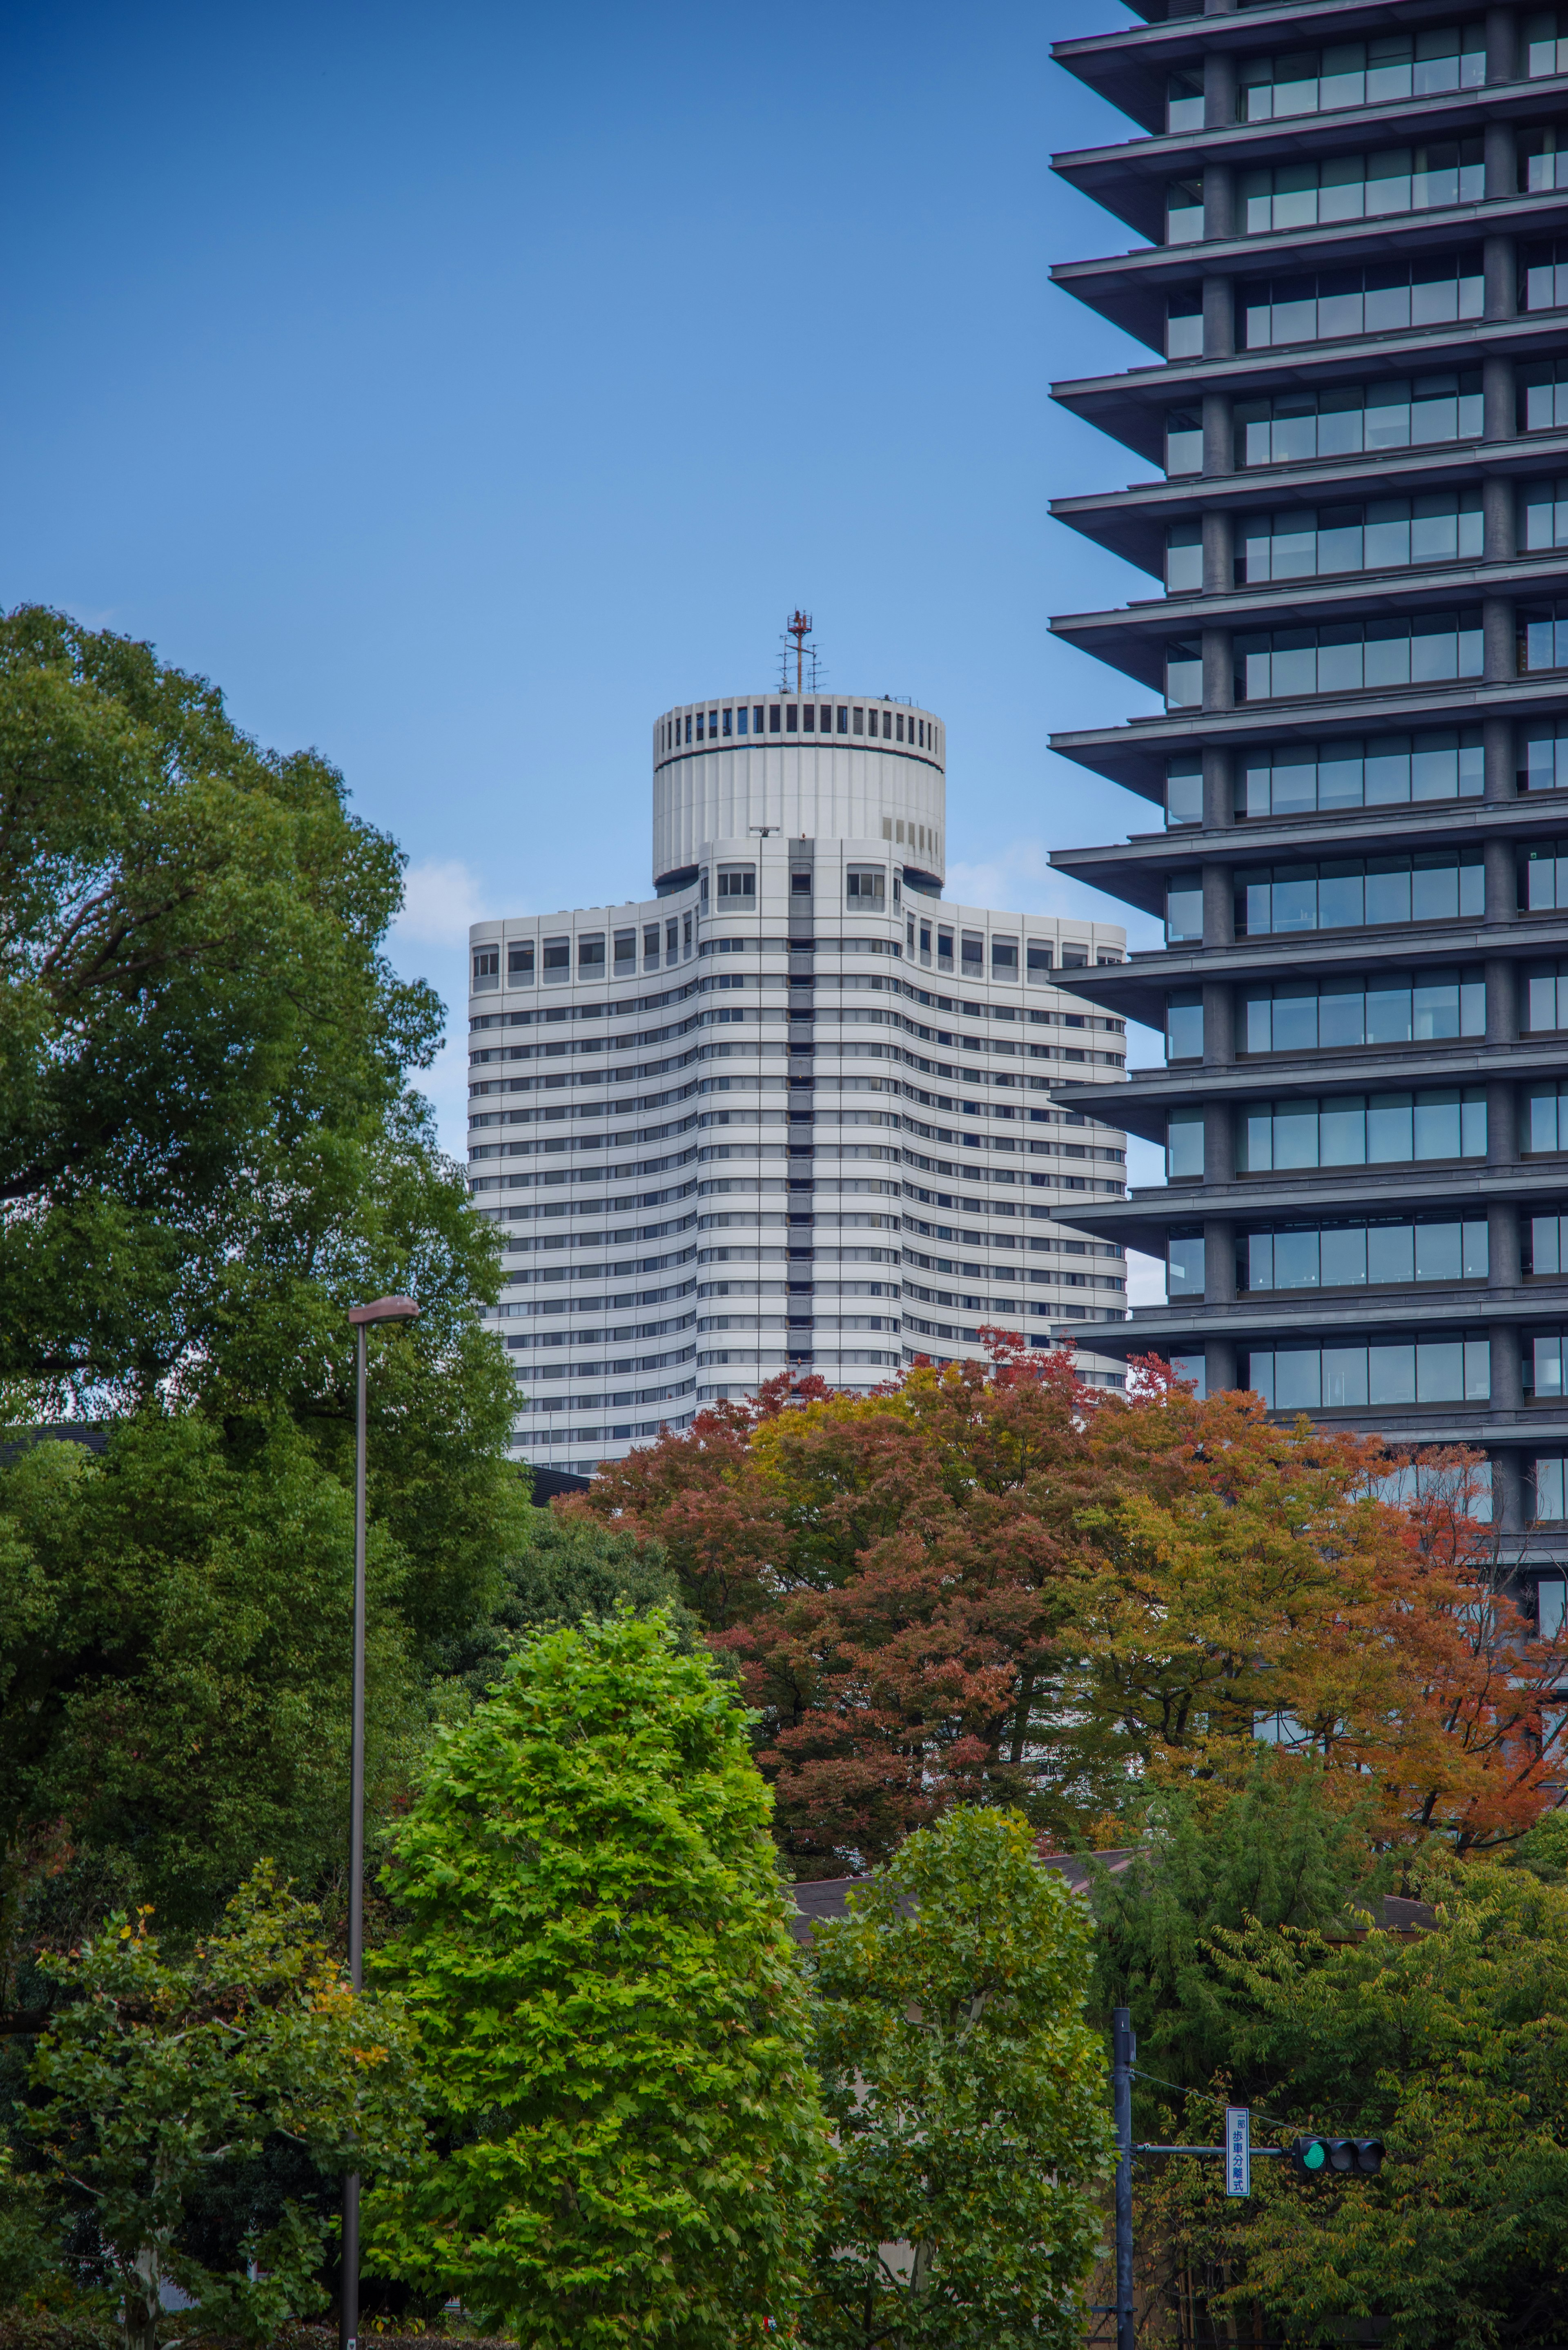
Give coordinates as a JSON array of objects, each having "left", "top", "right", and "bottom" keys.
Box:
[{"left": 347, "top": 1295, "right": 420, "bottom": 1327}]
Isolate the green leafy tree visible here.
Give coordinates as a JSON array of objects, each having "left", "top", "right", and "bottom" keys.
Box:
[
  {"left": 363, "top": 1608, "right": 826, "bottom": 2350},
  {"left": 1088, "top": 1756, "right": 1382, "bottom": 2103},
  {"left": 22, "top": 1863, "right": 422, "bottom": 2350},
  {"left": 1091, "top": 1810, "right": 1568, "bottom": 2347},
  {"left": 426, "top": 1502, "right": 695, "bottom": 1709},
  {"left": 0, "top": 606, "right": 536, "bottom": 1989},
  {"left": 0, "top": 1414, "right": 422, "bottom": 1955},
  {"left": 0, "top": 603, "right": 521, "bottom": 1641},
  {"left": 806, "top": 1806, "right": 1112, "bottom": 2350}
]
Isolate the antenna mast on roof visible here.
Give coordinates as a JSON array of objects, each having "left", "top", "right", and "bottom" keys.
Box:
[{"left": 778, "top": 608, "right": 821, "bottom": 695}]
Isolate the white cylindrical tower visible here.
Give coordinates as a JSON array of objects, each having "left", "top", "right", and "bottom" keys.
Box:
[{"left": 653, "top": 691, "right": 946, "bottom": 891}]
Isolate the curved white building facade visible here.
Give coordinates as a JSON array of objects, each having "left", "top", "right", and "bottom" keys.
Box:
[{"left": 468, "top": 688, "right": 1131, "bottom": 1477}]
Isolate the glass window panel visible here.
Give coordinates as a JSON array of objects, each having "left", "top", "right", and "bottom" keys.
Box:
[
  {"left": 1531, "top": 1086, "right": 1564, "bottom": 1150},
  {"left": 1364, "top": 742, "right": 1412, "bottom": 801},
  {"left": 1247, "top": 1231, "right": 1275, "bottom": 1289},
  {"left": 1535, "top": 1333, "right": 1566, "bottom": 1396},
  {"left": 1540, "top": 1574, "right": 1568, "bottom": 1629},
  {"left": 1245, "top": 991, "right": 1274, "bottom": 1052},
  {"left": 1369, "top": 1344, "right": 1417, "bottom": 1404},
  {"left": 1319, "top": 748, "right": 1366, "bottom": 807},
  {"left": 1460, "top": 1090, "right": 1488, "bottom": 1156},
  {"left": 1272, "top": 981, "right": 1320, "bottom": 1050},
  {"left": 1533, "top": 1214, "right": 1563, "bottom": 1273},
  {"left": 1463, "top": 1220, "right": 1489, "bottom": 1278},
  {"left": 1413, "top": 1088, "right": 1461, "bottom": 1157},
  {"left": 1247, "top": 1352, "right": 1276, "bottom": 1408},
  {"left": 1321, "top": 1225, "right": 1368, "bottom": 1285},
  {"left": 1317, "top": 862, "right": 1365, "bottom": 926},
  {"left": 1368, "top": 1089, "right": 1414, "bottom": 1159},
  {"left": 1168, "top": 1108, "right": 1205, "bottom": 1178},
  {"left": 1166, "top": 758, "right": 1203, "bottom": 824},
  {"left": 1274, "top": 1228, "right": 1322, "bottom": 1288},
  {"left": 1275, "top": 1348, "right": 1323, "bottom": 1409},
  {"left": 1168, "top": 1232, "right": 1206, "bottom": 1294},
  {"left": 1413, "top": 973, "right": 1458, "bottom": 1040},
  {"left": 1417, "top": 1340, "right": 1466, "bottom": 1400},
  {"left": 1271, "top": 755, "right": 1319, "bottom": 812},
  {"left": 1167, "top": 989, "right": 1205, "bottom": 1058},
  {"left": 1536, "top": 1462, "right": 1568, "bottom": 1525},
  {"left": 1321, "top": 1097, "right": 1368, "bottom": 1164},
  {"left": 1322, "top": 1347, "right": 1370, "bottom": 1407},
  {"left": 1319, "top": 981, "right": 1367, "bottom": 1049},
  {"left": 1365, "top": 977, "right": 1414, "bottom": 1042},
  {"left": 1242, "top": 1106, "right": 1275, "bottom": 1170},
  {"left": 1414, "top": 1222, "right": 1462, "bottom": 1281},
  {"left": 1368, "top": 1222, "right": 1416, "bottom": 1283},
  {"left": 1274, "top": 1103, "right": 1320, "bottom": 1167},
  {"left": 1272, "top": 867, "right": 1319, "bottom": 930}
]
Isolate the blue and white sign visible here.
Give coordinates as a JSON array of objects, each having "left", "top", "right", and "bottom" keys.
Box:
[{"left": 1225, "top": 2106, "right": 1251, "bottom": 2198}]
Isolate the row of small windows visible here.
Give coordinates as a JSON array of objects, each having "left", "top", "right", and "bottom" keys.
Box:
[
  {"left": 1168, "top": 255, "right": 1481, "bottom": 359},
  {"left": 1168, "top": 362, "right": 1568, "bottom": 477},
  {"left": 1175, "top": 963, "right": 1568, "bottom": 1048},
  {"left": 1168, "top": 249, "right": 1568, "bottom": 361},
  {"left": 1167, "top": 128, "right": 1568, "bottom": 249},
  {"left": 1167, "top": 1217, "right": 1489, "bottom": 1297},
  {"left": 1165, "top": 849, "right": 1485, "bottom": 943},
  {"left": 898, "top": 922, "right": 1108, "bottom": 976},
  {"left": 1166, "top": 490, "right": 1484, "bottom": 593},
  {"left": 1165, "top": 731, "right": 1486, "bottom": 826},
  {"left": 473, "top": 907, "right": 1109, "bottom": 990},
  {"left": 1166, "top": 1088, "right": 1489, "bottom": 1177},
  {"left": 1170, "top": 1085, "right": 1568, "bottom": 1171},
  {"left": 1166, "top": 614, "right": 1482, "bottom": 709},
  {"left": 1167, "top": 969, "right": 1486, "bottom": 1061},
  {"left": 1169, "top": 142, "right": 1488, "bottom": 246},
  {"left": 1168, "top": 478, "right": 1568, "bottom": 595},
  {"left": 1166, "top": 372, "right": 1484, "bottom": 474},
  {"left": 661, "top": 705, "right": 937, "bottom": 751},
  {"left": 1167, "top": 25, "right": 1486, "bottom": 130},
  {"left": 881, "top": 817, "right": 940, "bottom": 858},
  {"left": 1242, "top": 1339, "right": 1491, "bottom": 1412}
]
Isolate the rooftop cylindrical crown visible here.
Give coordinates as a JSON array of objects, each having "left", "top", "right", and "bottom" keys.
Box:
[{"left": 653, "top": 691, "right": 946, "bottom": 887}]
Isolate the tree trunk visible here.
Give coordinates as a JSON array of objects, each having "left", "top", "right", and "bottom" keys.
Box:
[{"left": 122, "top": 2244, "right": 163, "bottom": 2350}]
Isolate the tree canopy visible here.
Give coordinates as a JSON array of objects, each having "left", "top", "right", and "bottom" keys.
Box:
[
  {"left": 805, "top": 1806, "right": 1111, "bottom": 2350},
  {"left": 364, "top": 1609, "right": 825, "bottom": 2350},
  {"left": 569, "top": 1344, "right": 1566, "bottom": 1868}
]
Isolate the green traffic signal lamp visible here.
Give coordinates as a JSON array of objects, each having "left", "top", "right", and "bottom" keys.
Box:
[{"left": 1291, "top": 2136, "right": 1384, "bottom": 2179}]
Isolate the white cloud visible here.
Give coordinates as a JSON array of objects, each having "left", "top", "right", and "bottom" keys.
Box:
[
  {"left": 944, "top": 838, "right": 1078, "bottom": 916},
  {"left": 392, "top": 858, "right": 488, "bottom": 948}
]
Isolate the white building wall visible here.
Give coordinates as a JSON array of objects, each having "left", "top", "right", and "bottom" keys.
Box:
[{"left": 468, "top": 700, "right": 1130, "bottom": 1476}]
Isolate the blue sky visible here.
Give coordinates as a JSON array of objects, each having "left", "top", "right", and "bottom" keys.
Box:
[{"left": 3, "top": 0, "right": 1164, "bottom": 1250}]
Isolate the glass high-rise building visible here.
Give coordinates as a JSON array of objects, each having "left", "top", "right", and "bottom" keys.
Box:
[
  {"left": 1047, "top": 0, "right": 1568, "bottom": 1614},
  {"left": 467, "top": 679, "right": 1130, "bottom": 1478}
]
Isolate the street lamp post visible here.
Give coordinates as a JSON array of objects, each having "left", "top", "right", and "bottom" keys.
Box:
[{"left": 341, "top": 1294, "right": 419, "bottom": 2350}]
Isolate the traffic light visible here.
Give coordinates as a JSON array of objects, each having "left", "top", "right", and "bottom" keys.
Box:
[{"left": 1290, "top": 2136, "right": 1384, "bottom": 2179}]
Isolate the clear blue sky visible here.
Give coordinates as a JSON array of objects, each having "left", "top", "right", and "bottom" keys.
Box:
[{"left": 3, "top": 0, "right": 1162, "bottom": 1223}]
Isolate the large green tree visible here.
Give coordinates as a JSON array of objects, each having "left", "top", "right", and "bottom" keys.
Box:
[
  {"left": 805, "top": 1806, "right": 1111, "bottom": 2350},
  {"left": 0, "top": 602, "right": 519, "bottom": 1640},
  {"left": 363, "top": 1608, "right": 826, "bottom": 2350},
  {"left": 0, "top": 605, "right": 530, "bottom": 1997}
]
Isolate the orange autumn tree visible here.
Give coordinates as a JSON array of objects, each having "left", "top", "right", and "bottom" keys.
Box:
[
  {"left": 1080, "top": 1362, "right": 1568, "bottom": 1851},
  {"left": 564, "top": 1342, "right": 1568, "bottom": 1870}
]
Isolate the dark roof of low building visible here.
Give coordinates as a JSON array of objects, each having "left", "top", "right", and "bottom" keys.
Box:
[{"left": 786, "top": 1852, "right": 1435, "bottom": 1944}]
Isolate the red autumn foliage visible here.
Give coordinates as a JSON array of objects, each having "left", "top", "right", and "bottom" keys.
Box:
[{"left": 562, "top": 1341, "right": 1568, "bottom": 1873}]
